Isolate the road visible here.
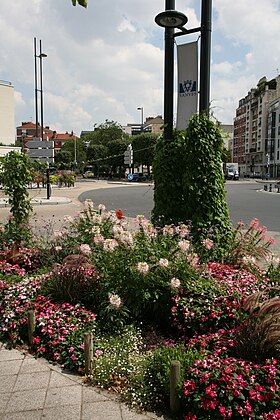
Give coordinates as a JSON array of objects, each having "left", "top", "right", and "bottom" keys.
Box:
[{"left": 78, "top": 181, "right": 280, "bottom": 232}]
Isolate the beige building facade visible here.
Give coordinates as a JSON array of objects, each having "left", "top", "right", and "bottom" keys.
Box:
[{"left": 0, "top": 80, "right": 15, "bottom": 145}]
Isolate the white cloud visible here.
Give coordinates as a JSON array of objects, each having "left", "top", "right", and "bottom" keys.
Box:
[{"left": 1, "top": 0, "right": 280, "bottom": 135}]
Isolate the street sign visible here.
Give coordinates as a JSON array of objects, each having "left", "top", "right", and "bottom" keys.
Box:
[
  {"left": 26, "top": 140, "right": 54, "bottom": 162},
  {"left": 124, "top": 144, "right": 133, "bottom": 166}
]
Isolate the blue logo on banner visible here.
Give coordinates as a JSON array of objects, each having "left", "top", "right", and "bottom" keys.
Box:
[{"left": 179, "top": 80, "right": 197, "bottom": 96}]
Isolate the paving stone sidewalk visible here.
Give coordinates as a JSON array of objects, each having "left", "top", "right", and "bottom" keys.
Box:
[{"left": 0, "top": 343, "right": 170, "bottom": 420}]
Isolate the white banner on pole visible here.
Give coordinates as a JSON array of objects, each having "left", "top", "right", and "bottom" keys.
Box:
[{"left": 176, "top": 41, "right": 198, "bottom": 131}]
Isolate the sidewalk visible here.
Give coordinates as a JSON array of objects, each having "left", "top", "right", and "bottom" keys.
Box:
[{"left": 0, "top": 343, "right": 169, "bottom": 420}]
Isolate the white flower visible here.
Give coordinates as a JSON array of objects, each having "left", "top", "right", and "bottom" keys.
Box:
[
  {"left": 53, "top": 230, "right": 63, "bottom": 238},
  {"left": 202, "top": 238, "right": 214, "bottom": 250},
  {"left": 170, "top": 277, "right": 181, "bottom": 289},
  {"left": 84, "top": 199, "right": 94, "bottom": 210},
  {"left": 119, "top": 231, "right": 134, "bottom": 246},
  {"left": 98, "top": 204, "right": 106, "bottom": 213},
  {"left": 159, "top": 258, "right": 169, "bottom": 268},
  {"left": 55, "top": 246, "right": 62, "bottom": 252},
  {"left": 63, "top": 215, "right": 73, "bottom": 222},
  {"left": 109, "top": 294, "right": 122, "bottom": 309},
  {"left": 178, "top": 240, "right": 191, "bottom": 252},
  {"left": 103, "top": 239, "right": 118, "bottom": 252},
  {"left": 242, "top": 256, "right": 256, "bottom": 265},
  {"left": 79, "top": 244, "right": 91, "bottom": 255},
  {"left": 137, "top": 262, "right": 149, "bottom": 274}
]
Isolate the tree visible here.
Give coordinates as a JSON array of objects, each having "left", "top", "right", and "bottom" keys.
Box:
[
  {"left": 0, "top": 152, "right": 33, "bottom": 243},
  {"left": 57, "top": 138, "right": 86, "bottom": 168},
  {"left": 84, "top": 120, "right": 127, "bottom": 147},
  {"left": 131, "top": 133, "right": 157, "bottom": 175},
  {"left": 71, "top": 0, "right": 87, "bottom": 7}
]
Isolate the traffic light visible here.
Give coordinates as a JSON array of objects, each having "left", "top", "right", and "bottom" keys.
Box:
[{"left": 124, "top": 144, "right": 133, "bottom": 166}]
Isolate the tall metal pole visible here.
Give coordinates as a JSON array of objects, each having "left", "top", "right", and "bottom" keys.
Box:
[
  {"left": 39, "top": 40, "right": 45, "bottom": 141},
  {"left": 34, "top": 38, "right": 39, "bottom": 138},
  {"left": 199, "top": 0, "right": 212, "bottom": 114},
  {"left": 164, "top": 0, "right": 175, "bottom": 141}
]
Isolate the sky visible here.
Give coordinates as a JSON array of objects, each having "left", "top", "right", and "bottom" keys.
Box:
[{"left": 1, "top": 0, "right": 280, "bottom": 136}]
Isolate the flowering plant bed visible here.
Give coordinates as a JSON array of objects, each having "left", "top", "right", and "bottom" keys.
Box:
[{"left": 0, "top": 206, "right": 279, "bottom": 418}]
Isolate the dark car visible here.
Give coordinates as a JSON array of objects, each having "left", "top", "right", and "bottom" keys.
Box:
[{"left": 127, "top": 173, "right": 147, "bottom": 182}]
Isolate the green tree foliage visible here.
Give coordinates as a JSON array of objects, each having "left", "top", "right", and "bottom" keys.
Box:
[
  {"left": 84, "top": 120, "right": 127, "bottom": 147},
  {"left": 152, "top": 113, "right": 232, "bottom": 254},
  {"left": 131, "top": 133, "right": 157, "bottom": 175},
  {"left": 152, "top": 133, "right": 188, "bottom": 226},
  {"left": 71, "top": 0, "right": 87, "bottom": 7},
  {"left": 81, "top": 120, "right": 129, "bottom": 176},
  {"left": 56, "top": 138, "right": 86, "bottom": 167},
  {"left": 0, "top": 152, "right": 33, "bottom": 243}
]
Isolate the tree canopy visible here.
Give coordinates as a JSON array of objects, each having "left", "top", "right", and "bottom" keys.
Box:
[{"left": 71, "top": 0, "right": 87, "bottom": 7}]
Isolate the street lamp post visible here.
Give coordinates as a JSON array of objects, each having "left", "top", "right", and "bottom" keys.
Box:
[
  {"left": 34, "top": 38, "right": 50, "bottom": 199},
  {"left": 39, "top": 40, "right": 47, "bottom": 143},
  {"left": 155, "top": 0, "right": 212, "bottom": 142},
  {"left": 137, "top": 107, "right": 144, "bottom": 132}
]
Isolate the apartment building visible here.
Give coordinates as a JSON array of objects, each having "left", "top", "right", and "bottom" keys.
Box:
[
  {"left": 267, "top": 98, "right": 280, "bottom": 177},
  {"left": 233, "top": 76, "right": 280, "bottom": 177},
  {"left": 0, "top": 80, "right": 15, "bottom": 145},
  {"left": 16, "top": 122, "right": 78, "bottom": 155}
]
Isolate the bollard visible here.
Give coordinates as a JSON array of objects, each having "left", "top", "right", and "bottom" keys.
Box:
[
  {"left": 84, "top": 332, "right": 93, "bottom": 375},
  {"left": 170, "top": 360, "right": 181, "bottom": 413},
  {"left": 277, "top": 185, "right": 280, "bottom": 193},
  {"left": 264, "top": 184, "right": 267, "bottom": 191},
  {"left": 28, "top": 310, "right": 36, "bottom": 346},
  {"left": 269, "top": 184, "right": 272, "bottom": 192}
]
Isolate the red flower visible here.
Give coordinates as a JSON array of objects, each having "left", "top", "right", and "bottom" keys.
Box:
[{"left": 116, "top": 209, "right": 123, "bottom": 219}]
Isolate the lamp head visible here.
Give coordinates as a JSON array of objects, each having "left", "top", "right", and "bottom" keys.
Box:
[
  {"left": 155, "top": 10, "right": 188, "bottom": 29},
  {"left": 39, "top": 53, "right": 47, "bottom": 58}
]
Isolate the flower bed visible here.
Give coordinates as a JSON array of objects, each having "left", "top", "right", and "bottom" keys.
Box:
[{"left": 0, "top": 207, "right": 279, "bottom": 418}]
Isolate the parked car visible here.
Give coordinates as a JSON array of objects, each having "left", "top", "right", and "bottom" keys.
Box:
[
  {"left": 127, "top": 173, "right": 147, "bottom": 182},
  {"left": 83, "top": 171, "right": 95, "bottom": 179}
]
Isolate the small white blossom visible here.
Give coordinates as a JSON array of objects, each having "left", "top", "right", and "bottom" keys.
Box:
[
  {"left": 103, "top": 239, "right": 118, "bottom": 252},
  {"left": 109, "top": 294, "right": 122, "bottom": 309},
  {"left": 79, "top": 244, "right": 91, "bottom": 255},
  {"left": 98, "top": 204, "right": 106, "bottom": 213},
  {"left": 170, "top": 277, "right": 181, "bottom": 289},
  {"left": 159, "top": 258, "right": 169, "bottom": 268},
  {"left": 178, "top": 240, "right": 191, "bottom": 252},
  {"left": 137, "top": 262, "right": 149, "bottom": 274}
]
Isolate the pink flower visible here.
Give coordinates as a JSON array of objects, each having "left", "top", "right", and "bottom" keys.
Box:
[
  {"left": 95, "top": 349, "right": 103, "bottom": 358},
  {"left": 71, "top": 354, "right": 77, "bottom": 361},
  {"left": 68, "top": 346, "right": 75, "bottom": 353},
  {"left": 249, "top": 218, "right": 260, "bottom": 229}
]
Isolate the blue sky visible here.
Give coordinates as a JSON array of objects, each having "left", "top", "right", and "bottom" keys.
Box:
[{"left": 0, "top": 0, "right": 279, "bottom": 136}]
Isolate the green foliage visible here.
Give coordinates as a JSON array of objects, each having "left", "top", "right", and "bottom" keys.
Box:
[
  {"left": 0, "top": 152, "right": 33, "bottom": 243},
  {"left": 131, "top": 133, "right": 157, "bottom": 172},
  {"left": 182, "top": 114, "right": 233, "bottom": 248},
  {"left": 152, "top": 132, "right": 188, "bottom": 226},
  {"left": 152, "top": 114, "right": 232, "bottom": 256},
  {"left": 71, "top": 0, "right": 87, "bottom": 7},
  {"left": 136, "top": 343, "right": 204, "bottom": 411}
]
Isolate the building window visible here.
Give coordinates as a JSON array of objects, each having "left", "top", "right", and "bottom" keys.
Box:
[{"left": 277, "top": 151, "right": 280, "bottom": 161}]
